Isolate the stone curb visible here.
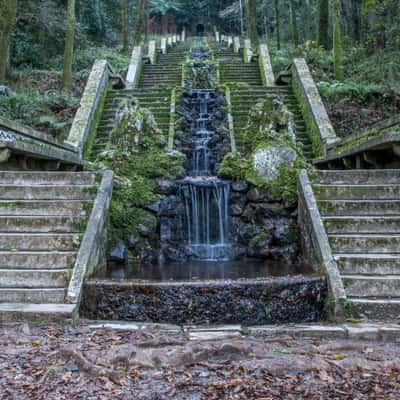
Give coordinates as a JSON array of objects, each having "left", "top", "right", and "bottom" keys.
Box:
[{"left": 85, "top": 321, "right": 400, "bottom": 342}]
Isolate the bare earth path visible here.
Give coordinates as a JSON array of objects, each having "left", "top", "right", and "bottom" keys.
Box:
[{"left": 0, "top": 322, "right": 399, "bottom": 399}]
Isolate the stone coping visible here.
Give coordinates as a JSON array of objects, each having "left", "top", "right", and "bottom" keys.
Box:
[
  {"left": 315, "top": 131, "right": 400, "bottom": 166},
  {"left": 66, "top": 170, "right": 114, "bottom": 306},
  {"left": 298, "top": 170, "right": 346, "bottom": 318},
  {"left": 258, "top": 43, "right": 275, "bottom": 87},
  {"left": 292, "top": 58, "right": 339, "bottom": 156},
  {"left": 86, "top": 320, "right": 400, "bottom": 341},
  {"left": 0, "top": 116, "right": 81, "bottom": 165}
]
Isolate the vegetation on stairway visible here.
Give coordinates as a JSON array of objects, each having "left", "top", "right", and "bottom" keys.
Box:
[
  {"left": 89, "top": 100, "right": 185, "bottom": 251},
  {"left": 219, "top": 95, "right": 308, "bottom": 206}
]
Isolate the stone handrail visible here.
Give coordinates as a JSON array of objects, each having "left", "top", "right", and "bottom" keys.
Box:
[
  {"left": 0, "top": 116, "right": 82, "bottom": 166},
  {"left": 233, "top": 37, "right": 240, "bottom": 53},
  {"left": 66, "top": 169, "right": 114, "bottom": 307},
  {"left": 168, "top": 89, "right": 177, "bottom": 150},
  {"left": 292, "top": 58, "right": 339, "bottom": 157},
  {"left": 225, "top": 86, "right": 237, "bottom": 153},
  {"left": 126, "top": 45, "right": 143, "bottom": 89},
  {"left": 243, "top": 39, "right": 253, "bottom": 63},
  {"left": 298, "top": 170, "right": 346, "bottom": 320},
  {"left": 66, "top": 59, "right": 113, "bottom": 157},
  {"left": 258, "top": 43, "right": 275, "bottom": 86}
]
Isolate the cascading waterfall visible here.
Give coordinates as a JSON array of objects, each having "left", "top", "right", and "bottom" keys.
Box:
[{"left": 179, "top": 45, "right": 232, "bottom": 261}]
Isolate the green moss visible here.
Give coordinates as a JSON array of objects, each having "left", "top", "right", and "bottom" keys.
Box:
[
  {"left": 91, "top": 100, "right": 185, "bottom": 246},
  {"left": 292, "top": 77, "right": 324, "bottom": 157},
  {"left": 83, "top": 88, "right": 108, "bottom": 160}
]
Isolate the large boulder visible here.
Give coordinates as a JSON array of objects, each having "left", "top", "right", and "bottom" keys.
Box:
[{"left": 252, "top": 144, "right": 297, "bottom": 184}]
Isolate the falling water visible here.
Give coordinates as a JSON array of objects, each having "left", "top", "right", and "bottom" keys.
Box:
[{"left": 179, "top": 47, "right": 232, "bottom": 261}]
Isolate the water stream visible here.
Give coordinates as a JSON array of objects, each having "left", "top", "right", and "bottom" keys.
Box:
[{"left": 178, "top": 46, "right": 232, "bottom": 261}]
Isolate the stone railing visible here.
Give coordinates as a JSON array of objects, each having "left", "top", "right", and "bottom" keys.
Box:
[
  {"left": 292, "top": 58, "right": 339, "bottom": 157},
  {"left": 298, "top": 170, "right": 346, "bottom": 320},
  {"left": 233, "top": 37, "right": 241, "bottom": 53},
  {"left": 168, "top": 89, "right": 177, "bottom": 150},
  {"left": 66, "top": 59, "right": 114, "bottom": 157},
  {"left": 243, "top": 39, "right": 253, "bottom": 63},
  {"left": 258, "top": 43, "right": 275, "bottom": 87},
  {"left": 224, "top": 86, "right": 237, "bottom": 153},
  {"left": 66, "top": 169, "right": 114, "bottom": 308},
  {"left": 0, "top": 117, "right": 81, "bottom": 167}
]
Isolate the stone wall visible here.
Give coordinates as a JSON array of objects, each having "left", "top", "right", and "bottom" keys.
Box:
[{"left": 81, "top": 276, "right": 327, "bottom": 325}]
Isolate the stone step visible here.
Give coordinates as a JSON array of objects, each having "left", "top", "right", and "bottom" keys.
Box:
[
  {"left": 342, "top": 275, "right": 400, "bottom": 298},
  {"left": 330, "top": 234, "right": 400, "bottom": 254},
  {"left": 349, "top": 298, "right": 400, "bottom": 319},
  {"left": 0, "top": 172, "right": 96, "bottom": 186},
  {"left": 316, "top": 170, "right": 400, "bottom": 185},
  {"left": 0, "top": 269, "right": 68, "bottom": 288},
  {"left": 0, "top": 215, "right": 85, "bottom": 233},
  {"left": 314, "top": 184, "right": 400, "bottom": 200},
  {"left": 0, "top": 233, "right": 80, "bottom": 251},
  {"left": 323, "top": 216, "right": 400, "bottom": 234},
  {"left": 0, "top": 251, "right": 76, "bottom": 269},
  {"left": 335, "top": 253, "right": 400, "bottom": 275},
  {"left": 0, "top": 290, "right": 66, "bottom": 304},
  {"left": 0, "top": 200, "right": 91, "bottom": 217},
  {"left": 0, "top": 185, "right": 96, "bottom": 201},
  {"left": 319, "top": 200, "right": 400, "bottom": 216}
]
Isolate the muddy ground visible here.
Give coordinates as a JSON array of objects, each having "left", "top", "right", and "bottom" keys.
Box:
[{"left": 0, "top": 322, "right": 399, "bottom": 399}]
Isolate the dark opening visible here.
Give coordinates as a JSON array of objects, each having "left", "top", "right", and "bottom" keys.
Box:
[{"left": 196, "top": 24, "right": 205, "bottom": 36}]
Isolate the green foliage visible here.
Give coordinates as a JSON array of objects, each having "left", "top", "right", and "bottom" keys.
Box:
[{"left": 93, "top": 102, "right": 185, "bottom": 244}]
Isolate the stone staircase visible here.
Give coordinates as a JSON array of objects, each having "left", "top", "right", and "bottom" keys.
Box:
[
  {"left": 90, "top": 41, "right": 191, "bottom": 159},
  {"left": 211, "top": 42, "right": 313, "bottom": 159},
  {"left": 313, "top": 169, "right": 400, "bottom": 319},
  {"left": 0, "top": 171, "right": 99, "bottom": 316}
]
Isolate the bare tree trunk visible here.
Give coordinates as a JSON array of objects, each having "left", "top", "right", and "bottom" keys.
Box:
[
  {"left": 121, "top": 0, "right": 129, "bottom": 53},
  {"left": 144, "top": 0, "right": 150, "bottom": 41},
  {"left": 290, "top": 0, "right": 300, "bottom": 46},
  {"left": 245, "top": 0, "right": 259, "bottom": 45},
  {"left": 133, "top": 0, "right": 145, "bottom": 45},
  {"left": 274, "top": 0, "right": 280, "bottom": 50},
  {"left": 0, "top": 0, "right": 17, "bottom": 83},
  {"left": 61, "top": 0, "right": 76, "bottom": 90},
  {"left": 317, "top": 0, "right": 330, "bottom": 49},
  {"left": 333, "top": 0, "right": 344, "bottom": 80}
]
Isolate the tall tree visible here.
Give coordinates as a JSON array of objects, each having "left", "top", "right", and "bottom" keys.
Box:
[
  {"left": 333, "top": 0, "right": 344, "bottom": 80},
  {"left": 289, "top": 0, "right": 299, "bottom": 46},
  {"left": 317, "top": 0, "right": 330, "bottom": 49},
  {"left": 61, "top": 0, "right": 76, "bottom": 90},
  {"left": 245, "top": 0, "right": 259, "bottom": 45},
  {"left": 133, "top": 0, "right": 146, "bottom": 45},
  {"left": 121, "top": 0, "right": 129, "bottom": 53},
  {"left": 274, "top": 0, "right": 280, "bottom": 50},
  {"left": 0, "top": 0, "right": 17, "bottom": 82}
]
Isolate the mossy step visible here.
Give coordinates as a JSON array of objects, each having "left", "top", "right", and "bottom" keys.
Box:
[
  {"left": 0, "top": 251, "right": 76, "bottom": 270},
  {"left": 0, "top": 233, "right": 80, "bottom": 252},
  {"left": 0, "top": 216, "right": 86, "bottom": 233},
  {"left": 330, "top": 234, "right": 400, "bottom": 255},
  {"left": 0, "top": 172, "right": 96, "bottom": 186},
  {"left": 0, "top": 185, "right": 97, "bottom": 201},
  {"left": 0, "top": 269, "right": 69, "bottom": 289},
  {"left": 348, "top": 298, "right": 400, "bottom": 320},
  {"left": 341, "top": 275, "right": 400, "bottom": 298},
  {"left": 0, "top": 288, "right": 66, "bottom": 304},
  {"left": 0, "top": 200, "right": 92, "bottom": 217},
  {"left": 315, "top": 170, "right": 400, "bottom": 185},
  {"left": 323, "top": 216, "right": 400, "bottom": 235},
  {"left": 314, "top": 184, "right": 400, "bottom": 201},
  {"left": 335, "top": 253, "right": 400, "bottom": 275},
  {"left": 318, "top": 200, "right": 400, "bottom": 217}
]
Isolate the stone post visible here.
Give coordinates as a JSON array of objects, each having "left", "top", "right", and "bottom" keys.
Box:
[
  {"left": 161, "top": 38, "right": 167, "bottom": 54},
  {"left": 233, "top": 37, "right": 240, "bottom": 53},
  {"left": 148, "top": 40, "right": 156, "bottom": 65},
  {"left": 243, "top": 39, "right": 252, "bottom": 63}
]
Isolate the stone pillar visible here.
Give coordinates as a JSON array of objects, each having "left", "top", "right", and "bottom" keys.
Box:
[
  {"left": 181, "top": 29, "right": 186, "bottom": 42},
  {"left": 215, "top": 31, "right": 220, "bottom": 43},
  {"left": 227, "top": 36, "right": 233, "bottom": 48},
  {"left": 161, "top": 38, "right": 167, "bottom": 54},
  {"left": 243, "top": 39, "right": 252, "bottom": 63},
  {"left": 233, "top": 37, "right": 240, "bottom": 53},
  {"left": 167, "top": 36, "right": 173, "bottom": 47},
  {"left": 148, "top": 40, "right": 156, "bottom": 64}
]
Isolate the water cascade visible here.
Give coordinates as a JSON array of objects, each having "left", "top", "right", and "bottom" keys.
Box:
[{"left": 178, "top": 46, "right": 232, "bottom": 261}]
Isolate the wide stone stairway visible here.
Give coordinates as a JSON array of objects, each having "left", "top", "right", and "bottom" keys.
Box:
[
  {"left": 313, "top": 170, "right": 400, "bottom": 319},
  {"left": 0, "top": 171, "right": 100, "bottom": 319}
]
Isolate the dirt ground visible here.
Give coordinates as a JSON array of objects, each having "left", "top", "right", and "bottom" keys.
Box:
[{"left": 0, "top": 322, "right": 399, "bottom": 399}]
